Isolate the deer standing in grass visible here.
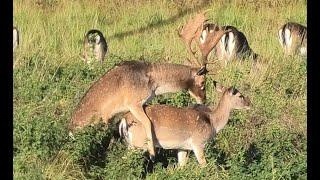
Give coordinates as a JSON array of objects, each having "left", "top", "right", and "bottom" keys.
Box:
[
  {"left": 69, "top": 60, "right": 207, "bottom": 160},
  {"left": 83, "top": 29, "right": 108, "bottom": 64},
  {"left": 178, "top": 11, "right": 257, "bottom": 66},
  {"left": 278, "top": 22, "right": 307, "bottom": 56},
  {"left": 119, "top": 82, "right": 251, "bottom": 166},
  {"left": 69, "top": 11, "right": 231, "bottom": 160},
  {"left": 207, "top": 24, "right": 258, "bottom": 63}
]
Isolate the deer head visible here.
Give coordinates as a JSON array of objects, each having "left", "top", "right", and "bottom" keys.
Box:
[{"left": 214, "top": 81, "right": 251, "bottom": 110}]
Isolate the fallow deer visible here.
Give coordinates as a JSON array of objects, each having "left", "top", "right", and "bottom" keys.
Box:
[
  {"left": 69, "top": 59, "right": 209, "bottom": 160},
  {"left": 278, "top": 22, "right": 307, "bottom": 56},
  {"left": 70, "top": 11, "right": 231, "bottom": 159},
  {"left": 119, "top": 82, "right": 251, "bottom": 166},
  {"left": 198, "top": 23, "right": 258, "bottom": 64},
  {"left": 83, "top": 29, "right": 108, "bottom": 64}
]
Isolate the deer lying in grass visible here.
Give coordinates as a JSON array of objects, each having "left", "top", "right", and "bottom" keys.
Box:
[
  {"left": 119, "top": 82, "right": 251, "bottom": 166},
  {"left": 83, "top": 29, "right": 108, "bottom": 64},
  {"left": 69, "top": 59, "right": 209, "bottom": 160},
  {"left": 278, "top": 22, "right": 307, "bottom": 56}
]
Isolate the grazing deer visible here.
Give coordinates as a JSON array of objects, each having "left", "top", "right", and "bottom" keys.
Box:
[
  {"left": 211, "top": 25, "right": 258, "bottom": 63},
  {"left": 69, "top": 59, "right": 208, "bottom": 160},
  {"left": 278, "top": 22, "right": 307, "bottom": 56},
  {"left": 83, "top": 29, "right": 108, "bottom": 64},
  {"left": 13, "top": 26, "right": 19, "bottom": 51},
  {"left": 178, "top": 11, "right": 232, "bottom": 66},
  {"left": 119, "top": 82, "right": 251, "bottom": 167}
]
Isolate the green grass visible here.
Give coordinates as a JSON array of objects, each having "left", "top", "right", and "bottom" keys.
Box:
[{"left": 13, "top": 0, "right": 306, "bottom": 179}]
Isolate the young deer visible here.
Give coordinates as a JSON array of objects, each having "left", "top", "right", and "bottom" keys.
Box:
[
  {"left": 13, "top": 26, "right": 19, "bottom": 51},
  {"left": 200, "top": 24, "right": 258, "bottom": 64},
  {"left": 83, "top": 29, "right": 108, "bottom": 64},
  {"left": 278, "top": 22, "right": 307, "bottom": 56},
  {"left": 119, "top": 82, "right": 251, "bottom": 167},
  {"left": 69, "top": 60, "right": 208, "bottom": 160}
]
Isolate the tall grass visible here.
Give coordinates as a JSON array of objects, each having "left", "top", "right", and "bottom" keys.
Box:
[{"left": 13, "top": 0, "right": 306, "bottom": 179}]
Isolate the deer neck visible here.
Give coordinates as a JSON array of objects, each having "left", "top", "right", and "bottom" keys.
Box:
[{"left": 209, "top": 98, "right": 232, "bottom": 133}]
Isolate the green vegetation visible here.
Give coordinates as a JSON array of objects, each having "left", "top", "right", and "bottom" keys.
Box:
[{"left": 13, "top": 0, "right": 306, "bottom": 179}]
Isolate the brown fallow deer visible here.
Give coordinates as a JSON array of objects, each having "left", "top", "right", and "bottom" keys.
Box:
[
  {"left": 69, "top": 60, "right": 207, "bottom": 161},
  {"left": 119, "top": 82, "right": 251, "bottom": 167},
  {"left": 69, "top": 12, "right": 231, "bottom": 161},
  {"left": 278, "top": 22, "right": 307, "bottom": 56}
]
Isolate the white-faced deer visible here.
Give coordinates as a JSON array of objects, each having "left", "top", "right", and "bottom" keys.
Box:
[
  {"left": 278, "top": 22, "right": 307, "bottom": 56},
  {"left": 13, "top": 26, "right": 19, "bottom": 51},
  {"left": 83, "top": 29, "right": 108, "bottom": 64},
  {"left": 119, "top": 82, "right": 251, "bottom": 167},
  {"left": 69, "top": 60, "right": 208, "bottom": 160}
]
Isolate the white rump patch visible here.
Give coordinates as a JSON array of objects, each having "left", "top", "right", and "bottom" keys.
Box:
[
  {"left": 278, "top": 29, "right": 284, "bottom": 47},
  {"left": 284, "top": 28, "right": 292, "bottom": 47},
  {"left": 227, "top": 32, "right": 236, "bottom": 59},
  {"left": 200, "top": 30, "right": 207, "bottom": 44},
  {"left": 119, "top": 118, "right": 128, "bottom": 137},
  {"left": 219, "top": 34, "right": 226, "bottom": 57}
]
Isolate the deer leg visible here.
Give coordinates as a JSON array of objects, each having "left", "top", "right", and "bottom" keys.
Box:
[
  {"left": 129, "top": 105, "right": 156, "bottom": 161},
  {"left": 192, "top": 144, "right": 207, "bottom": 167},
  {"left": 177, "top": 150, "right": 189, "bottom": 167}
]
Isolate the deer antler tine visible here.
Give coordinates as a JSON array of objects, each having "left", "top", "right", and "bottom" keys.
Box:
[{"left": 178, "top": 10, "right": 210, "bottom": 67}]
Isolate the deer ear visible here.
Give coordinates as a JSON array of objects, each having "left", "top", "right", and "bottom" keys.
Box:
[
  {"left": 213, "top": 81, "right": 226, "bottom": 92},
  {"left": 196, "top": 66, "right": 208, "bottom": 75}
]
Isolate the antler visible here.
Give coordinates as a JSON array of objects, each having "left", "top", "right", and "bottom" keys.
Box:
[
  {"left": 199, "top": 25, "right": 232, "bottom": 66},
  {"left": 178, "top": 10, "right": 209, "bottom": 67}
]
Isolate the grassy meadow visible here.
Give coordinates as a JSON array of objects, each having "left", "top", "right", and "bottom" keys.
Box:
[{"left": 13, "top": 0, "right": 307, "bottom": 179}]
